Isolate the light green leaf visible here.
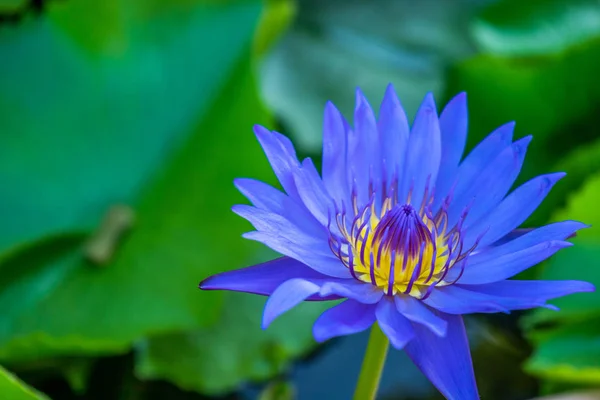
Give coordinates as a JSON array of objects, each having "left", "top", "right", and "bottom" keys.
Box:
[
  {"left": 533, "top": 139, "right": 600, "bottom": 226},
  {"left": 0, "top": 0, "right": 273, "bottom": 361},
  {"left": 525, "top": 317, "right": 600, "bottom": 384},
  {"left": 0, "top": 0, "right": 262, "bottom": 253},
  {"left": 259, "top": 0, "right": 487, "bottom": 151},
  {"left": 136, "top": 292, "right": 334, "bottom": 395},
  {"left": 0, "top": 364, "right": 48, "bottom": 400},
  {"left": 554, "top": 172, "right": 600, "bottom": 241},
  {"left": 524, "top": 173, "right": 600, "bottom": 384},
  {"left": 522, "top": 173, "right": 600, "bottom": 327},
  {"left": 473, "top": 0, "right": 600, "bottom": 56},
  {"left": 448, "top": 38, "right": 600, "bottom": 228},
  {"left": 134, "top": 53, "right": 335, "bottom": 394}
]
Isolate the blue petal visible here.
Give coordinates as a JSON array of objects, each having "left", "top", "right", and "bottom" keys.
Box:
[
  {"left": 199, "top": 257, "right": 330, "bottom": 297},
  {"left": 456, "top": 241, "right": 575, "bottom": 285},
  {"left": 254, "top": 125, "right": 301, "bottom": 200},
  {"left": 234, "top": 178, "right": 323, "bottom": 233},
  {"left": 322, "top": 101, "right": 350, "bottom": 206},
  {"left": 319, "top": 281, "right": 384, "bottom": 304},
  {"left": 313, "top": 299, "right": 377, "bottom": 342},
  {"left": 436, "top": 122, "right": 513, "bottom": 212},
  {"left": 423, "top": 286, "right": 508, "bottom": 314},
  {"left": 464, "top": 172, "right": 566, "bottom": 249},
  {"left": 348, "top": 89, "right": 380, "bottom": 208},
  {"left": 474, "top": 221, "right": 586, "bottom": 261},
  {"left": 243, "top": 231, "right": 351, "bottom": 278},
  {"left": 404, "top": 314, "right": 479, "bottom": 400},
  {"left": 293, "top": 158, "right": 335, "bottom": 227},
  {"left": 395, "top": 296, "right": 447, "bottom": 337},
  {"left": 233, "top": 205, "right": 327, "bottom": 246},
  {"left": 375, "top": 299, "right": 415, "bottom": 349},
  {"left": 402, "top": 93, "right": 441, "bottom": 207},
  {"left": 462, "top": 280, "right": 595, "bottom": 307},
  {"left": 434, "top": 92, "right": 468, "bottom": 207},
  {"left": 449, "top": 136, "right": 531, "bottom": 227},
  {"left": 378, "top": 84, "right": 409, "bottom": 186},
  {"left": 262, "top": 278, "right": 322, "bottom": 328},
  {"left": 426, "top": 280, "right": 595, "bottom": 314},
  {"left": 234, "top": 178, "right": 284, "bottom": 211}
]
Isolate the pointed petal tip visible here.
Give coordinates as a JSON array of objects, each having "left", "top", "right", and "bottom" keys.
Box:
[
  {"left": 324, "top": 100, "right": 337, "bottom": 115},
  {"left": 261, "top": 315, "right": 270, "bottom": 330},
  {"left": 446, "top": 91, "right": 467, "bottom": 107},
  {"left": 517, "top": 134, "right": 533, "bottom": 146},
  {"left": 380, "top": 83, "right": 404, "bottom": 115},
  {"left": 232, "top": 177, "right": 244, "bottom": 188},
  {"left": 230, "top": 204, "right": 249, "bottom": 218},
  {"left": 554, "top": 240, "right": 574, "bottom": 249},
  {"left": 492, "top": 121, "right": 516, "bottom": 143},
  {"left": 253, "top": 124, "right": 270, "bottom": 136},
  {"left": 558, "top": 220, "right": 591, "bottom": 232},
  {"left": 383, "top": 83, "right": 398, "bottom": 99},
  {"left": 546, "top": 172, "right": 567, "bottom": 185},
  {"left": 579, "top": 281, "right": 596, "bottom": 292},
  {"left": 355, "top": 87, "right": 367, "bottom": 106},
  {"left": 198, "top": 275, "right": 217, "bottom": 291},
  {"left": 417, "top": 92, "right": 438, "bottom": 117},
  {"left": 512, "top": 135, "right": 533, "bottom": 158}
]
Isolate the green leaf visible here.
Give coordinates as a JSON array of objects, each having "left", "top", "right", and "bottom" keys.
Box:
[
  {"left": 134, "top": 51, "right": 336, "bottom": 393},
  {"left": 0, "top": 0, "right": 25, "bottom": 13},
  {"left": 259, "top": 0, "right": 486, "bottom": 151},
  {"left": 473, "top": 0, "right": 600, "bottom": 56},
  {"left": 522, "top": 240, "right": 600, "bottom": 329},
  {"left": 136, "top": 292, "right": 334, "bottom": 395},
  {"left": 522, "top": 173, "right": 600, "bottom": 328},
  {"left": 253, "top": 0, "right": 296, "bottom": 57},
  {"left": 554, "top": 173, "right": 600, "bottom": 241},
  {"left": 447, "top": 38, "right": 600, "bottom": 227},
  {"left": 523, "top": 173, "right": 600, "bottom": 384},
  {"left": 532, "top": 138, "right": 600, "bottom": 227},
  {"left": 0, "top": 0, "right": 262, "bottom": 253},
  {"left": 0, "top": 0, "right": 274, "bottom": 361},
  {"left": 448, "top": 1, "right": 600, "bottom": 212},
  {"left": 0, "top": 364, "right": 48, "bottom": 400},
  {"left": 525, "top": 317, "right": 600, "bottom": 384}
]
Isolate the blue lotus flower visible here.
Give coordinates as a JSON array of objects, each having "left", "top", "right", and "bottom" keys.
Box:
[{"left": 200, "top": 86, "right": 594, "bottom": 399}]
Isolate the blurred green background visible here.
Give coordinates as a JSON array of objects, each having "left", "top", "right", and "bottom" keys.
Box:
[{"left": 0, "top": 0, "right": 599, "bottom": 399}]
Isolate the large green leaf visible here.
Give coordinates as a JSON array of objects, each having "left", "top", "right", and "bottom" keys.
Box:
[
  {"left": 523, "top": 173, "right": 600, "bottom": 384},
  {"left": 473, "top": 0, "right": 600, "bottom": 56},
  {"left": 0, "top": 0, "right": 261, "bottom": 253},
  {"left": 134, "top": 51, "right": 335, "bottom": 394},
  {"left": 522, "top": 173, "right": 600, "bottom": 328},
  {"left": 0, "top": 0, "right": 274, "bottom": 361},
  {"left": 259, "top": 0, "right": 487, "bottom": 151},
  {"left": 0, "top": 365, "right": 48, "bottom": 400},
  {"left": 531, "top": 138, "right": 600, "bottom": 228},
  {"left": 449, "top": 1, "right": 600, "bottom": 205},
  {"left": 136, "top": 293, "right": 334, "bottom": 395},
  {"left": 525, "top": 317, "right": 600, "bottom": 384}
]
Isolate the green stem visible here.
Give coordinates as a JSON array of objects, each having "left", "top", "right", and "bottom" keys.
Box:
[{"left": 353, "top": 322, "right": 389, "bottom": 400}]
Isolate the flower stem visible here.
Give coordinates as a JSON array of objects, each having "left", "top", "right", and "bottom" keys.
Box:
[{"left": 353, "top": 322, "right": 389, "bottom": 400}]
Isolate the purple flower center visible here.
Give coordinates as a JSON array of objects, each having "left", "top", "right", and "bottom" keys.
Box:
[{"left": 328, "top": 178, "right": 481, "bottom": 298}]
